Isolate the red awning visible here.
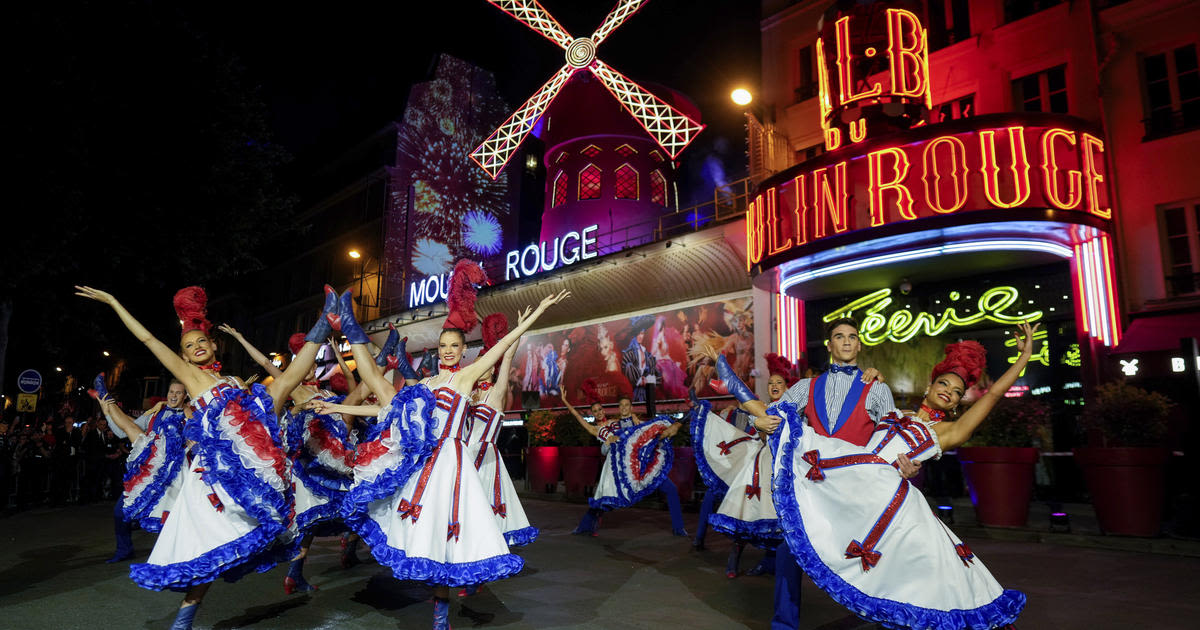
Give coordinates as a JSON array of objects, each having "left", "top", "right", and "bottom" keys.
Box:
[{"left": 1114, "top": 311, "right": 1200, "bottom": 354}]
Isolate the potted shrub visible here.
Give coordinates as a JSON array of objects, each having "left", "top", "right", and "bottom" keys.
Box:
[
  {"left": 556, "top": 412, "right": 603, "bottom": 498},
  {"left": 525, "top": 410, "right": 561, "bottom": 494},
  {"left": 957, "top": 396, "right": 1051, "bottom": 527},
  {"left": 1075, "top": 382, "right": 1173, "bottom": 536}
]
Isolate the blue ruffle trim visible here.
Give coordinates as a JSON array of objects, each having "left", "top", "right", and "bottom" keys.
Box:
[
  {"left": 588, "top": 494, "right": 629, "bottom": 511},
  {"left": 708, "top": 513, "right": 781, "bottom": 549},
  {"left": 771, "top": 404, "right": 1026, "bottom": 629},
  {"left": 340, "top": 386, "right": 439, "bottom": 567},
  {"left": 122, "top": 412, "right": 186, "bottom": 524},
  {"left": 503, "top": 526, "right": 539, "bottom": 548},
  {"left": 689, "top": 400, "right": 730, "bottom": 496},
  {"left": 130, "top": 518, "right": 285, "bottom": 591},
  {"left": 610, "top": 417, "right": 675, "bottom": 507},
  {"left": 391, "top": 552, "right": 525, "bottom": 588},
  {"left": 296, "top": 494, "right": 343, "bottom": 537},
  {"left": 197, "top": 384, "right": 292, "bottom": 534}
]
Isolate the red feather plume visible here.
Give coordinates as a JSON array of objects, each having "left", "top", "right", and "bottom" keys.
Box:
[
  {"left": 931, "top": 340, "right": 988, "bottom": 389},
  {"left": 443, "top": 259, "right": 488, "bottom": 334},
  {"left": 329, "top": 372, "right": 349, "bottom": 395},
  {"left": 288, "top": 333, "right": 306, "bottom": 356},
  {"left": 173, "top": 286, "right": 211, "bottom": 336},
  {"left": 480, "top": 313, "right": 509, "bottom": 354},
  {"left": 764, "top": 352, "right": 800, "bottom": 386}
]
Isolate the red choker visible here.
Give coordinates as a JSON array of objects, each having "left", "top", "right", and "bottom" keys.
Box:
[
  {"left": 198, "top": 361, "right": 222, "bottom": 372},
  {"left": 302, "top": 380, "right": 319, "bottom": 388},
  {"left": 477, "top": 381, "right": 493, "bottom": 391},
  {"left": 439, "top": 363, "right": 461, "bottom": 373},
  {"left": 919, "top": 404, "right": 946, "bottom": 423}
]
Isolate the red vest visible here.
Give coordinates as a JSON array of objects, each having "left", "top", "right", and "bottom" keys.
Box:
[{"left": 803, "top": 377, "right": 875, "bottom": 447}]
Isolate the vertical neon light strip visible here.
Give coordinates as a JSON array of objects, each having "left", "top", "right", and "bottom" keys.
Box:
[
  {"left": 1073, "top": 242, "right": 1091, "bottom": 335},
  {"left": 1071, "top": 233, "right": 1122, "bottom": 347},
  {"left": 776, "top": 294, "right": 805, "bottom": 362},
  {"left": 1100, "top": 235, "right": 1122, "bottom": 346}
]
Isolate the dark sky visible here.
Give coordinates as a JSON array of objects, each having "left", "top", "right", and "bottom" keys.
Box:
[{"left": 198, "top": 0, "right": 762, "bottom": 167}]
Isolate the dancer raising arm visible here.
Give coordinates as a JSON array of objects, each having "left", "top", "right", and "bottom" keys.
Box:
[{"left": 76, "top": 285, "right": 334, "bottom": 630}]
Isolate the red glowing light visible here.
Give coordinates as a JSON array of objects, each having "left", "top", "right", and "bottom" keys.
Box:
[
  {"left": 979, "top": 126, "right": 1032, "bottom": 209},
  {"left": 1040, "top": 128, "right": 1083, "bottom": 211},
  {"left": 868, "top": 147, "right": 915, "bottom": 226},
  {"left": 921, "top": 135, "right": 968, "bottom": 214}
]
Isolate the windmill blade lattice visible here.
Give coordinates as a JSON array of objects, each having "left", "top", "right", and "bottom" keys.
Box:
[{"left": 470, "top": 0, "right": 705, "bottom": 179}]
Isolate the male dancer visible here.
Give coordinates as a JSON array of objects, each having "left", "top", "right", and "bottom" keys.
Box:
[
  {"left": 737, "top": 318, "right": 919, "bottom": 630},
  {"left": 95, "top": 377, "right": 188, "bottom": 563}
]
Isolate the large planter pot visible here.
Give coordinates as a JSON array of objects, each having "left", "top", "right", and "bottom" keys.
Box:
[
  {"left": 1074, "top": 447, "right": 1169, "bottom": 536},
  {"left": 669, "top": 446, "right": 696, "bottom": 504},
  {"left": 957, "top": 446, "right": 1040, "bottom": 527},
  {"left": 526, "top": 446, "right": 561, "bottom": 494},
  {"left": 561, "top": 446, "right": 603, "bottom": 497}
]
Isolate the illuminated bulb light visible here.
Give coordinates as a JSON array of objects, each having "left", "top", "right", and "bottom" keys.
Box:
[
  {"left": 780, "top": 238, "right": 1072, "bottom": 291},
  {"left": 731, "top": 88, "right": 753, "bottom": 106}
]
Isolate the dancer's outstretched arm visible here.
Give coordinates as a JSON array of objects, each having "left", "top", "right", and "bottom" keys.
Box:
[
  {"left": 219, "top": 324, "right": 285, "bottom": 379},
  {"left": 560, "top": 385, "right": 600, "bottom": 437},
  {"left": 76, "top": 287, "right": 206, "bottom": 393},
  {"left": 305, "top": 400, "right": 381, "bottom": 418},
  {"left": 935, "top": 321, "right": 1040, "bottom": 451},
  {"left": 96, "top": 395, "right": 146, "bottom": 442},
  {"left": 329, "top": 336, "right": 358, "bottom": 393},
  {"left": 452, "top": 291, "right": 569, "bottom": 392}
]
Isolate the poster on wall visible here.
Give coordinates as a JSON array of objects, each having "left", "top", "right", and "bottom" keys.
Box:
[{"left": 507, "top": 296, "right": 755, "bottom": 411}]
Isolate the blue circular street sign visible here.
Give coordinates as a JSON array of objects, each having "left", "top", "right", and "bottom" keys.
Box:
[{"left": 17, "top": 369, "right": 43, "bottom": 394}]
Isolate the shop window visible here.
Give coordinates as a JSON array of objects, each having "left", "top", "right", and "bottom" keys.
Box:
[
  {"left": 1004, "top": 0, "right": 1063, "bottom": 24},
  {"left": 552, "top": 170, "right": 568, "bottom": 208},
  {"left": 615, "top": 144, "right": 637, "bottom": 157},
  {"left": 934, "top": 94, "right": 975, "bottom": 122},
  {"left": 794, "top": 45, "right": 818, "bottom": 102},
  {"left": 650, "top": 170, "right": 667, "bottom": 206},
  {"left": 1142, "top": 44, "right": 1200, "bottom": 140},
  {"left": 1160, "top": 200, "right": 1200, "bottom": 296},
  {"left": 926, "top": 0, "right": 970, "bottom": 51},
  {"left": 579, "top": 164, "right": 602, "bottom": 200},
  {"left": 581, "top": 144, "right": 602, "bottom": 157},
  {"left": 614, "top": 164, "right": 639, "bottom": 200},
  {"left": 1013, "top": 65, "right": 1068, "bottom": 114}
]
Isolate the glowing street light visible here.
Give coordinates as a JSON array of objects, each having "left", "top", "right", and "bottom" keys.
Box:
[
  {"left": 731, "top": 88, "right": 753, "bottom": 106},
  {"left": 102, "top": 351, "right": 110, "bottom": 357},
  {"left": 55, "top": 366, "right": 63, "bottom": 372},
  {"left": 348, "top": 249, "right": 362, "bottom": 260}
]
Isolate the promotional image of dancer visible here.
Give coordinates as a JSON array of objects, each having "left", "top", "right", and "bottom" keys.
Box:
[
  {"left": 91, "top": 376, "right": 189, "bottom": 563},
  {"left": 329, "top": 258, "right": 570, "bottom": 630},
  {"left": 752, "top": 319, "right": 1037, "bottom": 628},
  {"left": 76, "top": 284, "right": 332, "bottom": 630}
]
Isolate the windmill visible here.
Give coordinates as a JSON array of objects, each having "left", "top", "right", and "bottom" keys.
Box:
[{"left": 469, "top": 0, "right": 706, "bottom": 179}]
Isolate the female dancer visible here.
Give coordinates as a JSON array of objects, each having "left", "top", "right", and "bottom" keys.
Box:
[
  {"left": 760, "top": 322, "right": 1039, "bottom": 629},
  {"left": 327, "top": 271, "right": 569, "bottom": 628},
  {"left": 219, "top": 324, "right": 396, "bottom": 593},
  {"left": 76, "top": 285, "right": 332, "bottom": 630}
]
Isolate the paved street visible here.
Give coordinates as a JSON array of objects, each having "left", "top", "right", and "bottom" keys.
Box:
[{"left": 1, "top": 498, "right": 1198, "bottom": 629}]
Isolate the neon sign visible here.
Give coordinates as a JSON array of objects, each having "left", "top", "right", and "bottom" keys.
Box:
[
  {"left": 822, "top": 286, "right": 1044, "bottom": 346},
  {"left": 1006, "top": 328, "right": 1049, "bottom": 376},
  {"left": 746, "top": 121, "right": 1113, "bottom": 272}
]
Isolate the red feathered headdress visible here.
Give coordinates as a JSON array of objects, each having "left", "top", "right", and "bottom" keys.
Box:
[
  {"left": 288, "top": 333, "right": 306, "bottom": 356},
  {"left": 329, "top": 372, "right": 349, "bottom": 395},
  {"left": 931, "top": 340, "right": 987, "bottom": 389},
  {"left": 764, "top": 352, "right": 800, "bottom": 386},
  {"left": 443, "top": 259, "right": 488, "bottom": 334},
  {"left": 480, "top": 313, "right": 509, "bottom": 354},
  {"left": 173, "top": 286, "right": 211, "bottom": 336}
]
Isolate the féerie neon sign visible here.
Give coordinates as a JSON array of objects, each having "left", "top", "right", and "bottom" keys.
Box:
[{"left": 822, "top": 286, "right": 1043, "bottom": 346}]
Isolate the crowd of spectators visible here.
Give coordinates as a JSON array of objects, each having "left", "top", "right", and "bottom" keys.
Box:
[{"left": 0, "top": 410, "right": 133, "bottom": 511}]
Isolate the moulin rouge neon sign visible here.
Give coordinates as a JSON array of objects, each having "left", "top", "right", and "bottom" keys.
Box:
[{"left": 822, "top": 286, "right": 1043, "bottom": 346}]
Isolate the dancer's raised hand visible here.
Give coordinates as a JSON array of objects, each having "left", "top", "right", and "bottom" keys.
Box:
[
  {"left": 217, "top": 324, "right": 243, "bottom": 340},
  {"left": 517, "top": 305, "right": 533, "bottom": 325},
  {"left": 1012, "top": 321, "right": 1040, "bottom": 357},
  {"left": 75, "top": 285, "right": 116, "bottom": 306},
  {"left": 537, "top": 290, "right": 570, "bottom": 310}
]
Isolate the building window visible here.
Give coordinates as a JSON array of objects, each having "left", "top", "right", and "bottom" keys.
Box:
[
  {"left": 615, "top": 144, "right": 638, "bottom": 157},
  {"left": 1142, "top": 44, "right": 1200, "bottom": 140},
  {"left": 935, "top": 94, "right": 975, "bottom": 122},
  {"left": 552, "top": 171, "right": 568, "bottom": 208},
  {"left": 794, "top": 45, "right": 817, "bottom": 102},
  {"left": 1161, "top": 201, "right": 1200, "bottom": 296},
  {"left": 926, "top": 0, "right": 970, "bottom": 51},
  {"left": 614, "top": 164, "right": 639, "bottom": 200},
  {"left": 1013, "top": 65, "right": 1068, "bottom": 114},
  {"left": 650, "top": 170, "right": 667, "bottom": 206},
  {"left": 579, "top": 164, "right": 602, "bottom": 200},
  {"left": 1004, "top": 0, "right": 1063, "bottom": 24},
  {"left": 795, "top": 144, "right": 825, "bottom": 163},
  {"left": 581, "top": 144, "right": 602, "bottom": 157}
]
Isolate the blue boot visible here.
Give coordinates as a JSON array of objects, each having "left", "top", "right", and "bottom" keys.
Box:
[
  {"left": 726, "top": 540, "right": 746, "bottom": 578},
  {"left": 169, "top": 603, "right": 199, "bottom": 630},
  {"left": 394, "top": 335, "right": 420, "bottom": 381},
  {"left": 284, "top": 557, "right": 316, "bottom": 594},
  {"left": 433, "top": 596, "right": 452, "bottom": 630},
  {"left": 374, "top": 323, "right": 400, "bottom": 367},
  {"left": 305, "top": 285, "right": 338, "bottom": 344},
  {"left": 456, "top": 584, "right": 480, "bottom": 597},
  {"left": 329, "top": 290, "right": 370, "bottom": 345},
  {"left": 747, "top": 547, "right": 777, "bottom": 576}
]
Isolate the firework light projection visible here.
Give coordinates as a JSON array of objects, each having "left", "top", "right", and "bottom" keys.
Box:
[
  {"left": 470, "top": 0, "right": 706, "bottom": 179},
  {"left": 383, "top": 55, "right": 517, "bottom": 306},
  {"left": 462, "top": 210, "right": 504, "bottom": 256}
]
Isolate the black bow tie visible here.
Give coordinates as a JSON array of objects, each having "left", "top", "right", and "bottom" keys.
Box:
[{"left": 828, "top": 364, "right": 857, "bottom": 375}]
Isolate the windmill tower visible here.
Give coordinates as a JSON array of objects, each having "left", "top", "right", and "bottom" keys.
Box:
[{"left": 470, "top": 0, "right": 705, "bottom": 255}]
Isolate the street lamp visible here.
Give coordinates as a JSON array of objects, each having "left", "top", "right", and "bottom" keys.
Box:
[
  {"left": 55, "top": 367, "right": 63, "bottom": 372},
  {"left": 348, "top": 249, "right": 362, "bottom": 260},
  {"left": 731, "top": 88, "right": 753, "bottom": 106},
  {"left": 102, "top": 351, "right": 110, "bottom": 357}
]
